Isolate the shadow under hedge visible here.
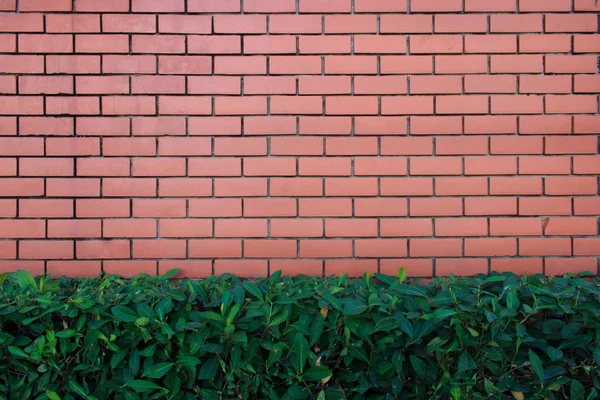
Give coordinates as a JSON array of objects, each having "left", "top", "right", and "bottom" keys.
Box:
[{"left": 0, "top": 269, "right": 599, "bottom": 400}]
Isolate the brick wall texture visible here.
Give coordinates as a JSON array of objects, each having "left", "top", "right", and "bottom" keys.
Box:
[{"left": 0, "top": 0, "right": 599, "bottom": 279}]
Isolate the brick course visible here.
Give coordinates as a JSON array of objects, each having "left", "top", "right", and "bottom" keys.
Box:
[{"left": 0, "top": 0, "right": 598, "bottom": 278}]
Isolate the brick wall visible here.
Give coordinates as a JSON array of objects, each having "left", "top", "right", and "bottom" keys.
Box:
[{"left": 0, "top": 0, "right": 599, "bottom": 278}]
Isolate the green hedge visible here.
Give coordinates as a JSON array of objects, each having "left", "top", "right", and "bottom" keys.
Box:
[{"left": 1, "top": 269, "right": 599, "bottom": 400}]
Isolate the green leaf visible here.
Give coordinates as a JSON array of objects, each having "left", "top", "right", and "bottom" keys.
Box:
[
  {"left": 409, "top": 355, "right": 427, "bottom": 377},
  {"left": 135, "top": 317, "right": 149, "bottom": 326},
  {"left": 458, "top": 351, "right": 476, "bottom": 371},
  {"left": 547, "top": 346, "right": 563, "bottom": 361},
  {"left": 8, "top": 346, "right": 28, "bottom": 358},
  {"left": 322, "top": 293, "right": 343, "bottom": 312},
  {"left": 267, "top": 342, "right": 285, "bottom": 368},
  {"left": 142, "top": 362, "right": 174, "bottom": 379},
  {"left": 484, "top": 378, "right": 499, "bottom": 394},
  {"left": 432, "top": 308, "right": 457, "bottom": 321},
  {"left": 110, "top": 349, "right": 128, "bottom": 369},
  {"left": 397, "top": 267, "right": 407, "bottom": 284},
  {"left": 162, "top": 268, "right": 180, "bottom": 279},
  {"left": 571, "top": 379, "right": 585, "bottom": 400},
  {"left": 529, "top": 349, "right": 544, "bottom": 385},
  {"left": 56, "top": 329, "right": 78, "bottom": 338},
  {"left": 342, "top": 300, "right": 368, "bottom": 316},
  {"left": 397, "top": 315, "right": 414, "bottom": 339},
  {"left": 293, "top": 333, "right": 309, "bottom": 374},
  {"left": 15, "top": 270, "right": 37, "bottom": 291},
  {"left": 242, "top": 281, "right": 262, "bottom": 300},
  {"left": 155, "top": 298, "right": 173, "bottom": 321},
  {"left": 198, "top": 357, "right": 219, "bottom": 380},
  {"left": 177, "top": 355, "right": 201, "bottom": 367},
  {"left": 68, "top": 381, "right": 88, "bottom": 397},
  {"left": 45, "top": 389, "right": 61, "bottom": 400},
  {"left": 302, "top": 367, "right": 332, "bottom": 382},
  {"left": 506, "top": 290, "right": 519, "bottom": 310},
  {"left": 111, "top": 305, "right": 138, "bottom": 323},
  {"left": 128, "top": 380, "right": 163, "bottom": 393},
  {"left": 268, "top": 307, "right": 289, "bottom": 327}
]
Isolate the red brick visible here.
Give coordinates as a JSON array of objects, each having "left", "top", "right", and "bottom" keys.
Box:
[
  {"left": 491, "top": 136, "right": 542, "bottom": 154},
  {"left": 76, "top": 34, "right": 128, "bottom": 53},
  {"left": 380, "top": 15, "right": 432, "bottom": 33},
  {"left": 491, "top": 14, "right": 543, "bottom": 32},
  {"left": 0, "top": 242, "right": 16, "bottom": 260},
  {"left": 0, "top": 220, "right": 45, "bottom": 238},
  {"left": 76, "top": 76, "right": 128, "bottom": 94},
  {"left": 188, "top": 158, "right": 240, "bottom": 177},
  {"left": 0, "top": 55, "right": 43, "bottom": 73},
  {"left": 435, "top": 55, "right": 487, "bottom": 74},
  {"left": 20, "top": 158, "right": 73, "bottom": 176},
  {"left": 132, "top": 158, "right": 185, "bottom": 177},
  {"left": 466, "top": 197, "right": 517, "bottom": 216},
  {"left": 411, "top": 239, "right": 462, "bottom": 257},
  {"left": 269, "top": 15, "right": 322, "bottom": 34},
  {"left": 355, "top": 198, "right": 408, "bottom": 217},
  {"left": 189, "top": 239, "right": 242, "bottom": 258},
  {"left": 545, "top": 217, "right": 597, "bottom": 236},
  {"left": 491, "top": 177, "right": 542, "bottom": 195},
  {"left": 355, "top": 116, "right": 408, "bottom": 135},
  {"left": 381, "top": 177, "right": 433, "bottom": 196},
  {"left": 244, "top": 240, "right": 297, "bottom": 258},
  {"left": 158, "top": 260, "right": 211, "bottom": 278},
  {"left": 189, "top": 199, "right": 241, "bottom": 218},
  {"left": 520, "top": 238, "right": 571, "bottom": 256},
  {"left": 546, "top": 95, "right": 597, "bottom": 114},
  {"left": 545, "top": 177, "right": 597, "bottom": 195},
  {"left": 519, "top": 198, "right": 572, "bottom": 216},
  {"left": 0, "top": 13, "right": 43, "bottom": 32},
  {"left": 0, "top": 117, "right": 16, "bottom": 136},
  {"left": 159, "top": 96, "right": 212, "bottom": 115},
  {"left": 20, "top": 117, "right": 74, "bottom": 136},
  {"left": 519, "top": 116, "right": 572, "bottom": 134},
  {"left": 490, "top": 217, "right": 542, "bottom": 236},
  {"left": 574, "top": 156, "right": 600, "bottom": 174},
  {"left": 244, "top": 116, "right": 295, "bottom": 135},
  {"left": 436, "top": 15, "right": 488, "bottom": 33},
  {"left": 575, "top": 75, "right": 600, "bottom": 93},
  {"left": 271, "top": 177, "right": 323, "bottom": 196},
  {"left": 244, "top": 158, "right": 296, "bottom": 176},
  {"left": 0, "top": 96, "right": 43, "bottom": 115},
  {"left": 103, "top": 138, "right": 155, "bottom": 156},
  {"left": 380, "top": 218, "right": 431, "bottom": 236},
  {"left": 0, "top": 0, "right": 15, "bottom": 11},
  {"left": 520, "top": 0, "right": 571, "bottom": 11},
  {"left": 103, "top": 55, "right": 156, "bottom": 74},
  {"left": 215, "top": 178, "right": 267, "bottom": 197},
  {"left": 132, "top": 117, "right": 185, "bottom": 136},
  {"left": 77, "top": 240, "right": 130, "bottom": 259},
  {"left": 158, "top": 15, "right": 211, "bottom": 34},
  {"left": 575, "top": 116, "right": 600, "bottom": 134},
  {"left": 519, "top": 34, "right": 571, "bottom": 53},
  {"left": 244, "top": 198, "right": 296, "bottom": 217},
  {"left": 77, "top": 158, "right": 129, "bottom": 177},
  {"left": 21, "top": 199, "right": 72, "bottom": 218},
  {"left": 325, "top": 56, "right": 377, "bottom": 74},
  {"left": 133, "top": 240, "right": 187, "bottom": 259},
  {"left": 326, "top": 260, "right": 378, "bottom": 277},
  {"left": 436, "top": 218, "right": 488, "bottom": 237},
  {"left": 437, "top": 95, "right": 489, "bottom": 115},
  {"left": 410, "top": 198, "right": 463, "bottom": 216},
  {"left": 520, "top": 76, "right": 572, "bottom": 94},
  {"left": 47, "top": 178, "right": 100, "bottom": 197},
  {"left": 187, "top": 0, "right": 240, "bottom": 12},
  {"left": 519, "top": 156, "right": 571, "bottom": 175},
  {"left": 575, "top": 0, "right": 600, "bottom": 10},
  {"left": 300, "top": 240, "right": 352, "bottom": 258},
  {"left": 48, "top": 220, "right": 100, "bottom": 238},
  {"left": 437, "top": 259, "right": 489, "bottom": 276},
  {"left": 132, "top": 35, "right": 185, "bottom": 54},
  {"left": 325, "top": 177, "right": 377, "bottom": 196},
  {"left": 215, "top": 97, "right": 266, "bottom": 115},
  {"left": 574, "top": 35, "right": 600, "bottom": 53},
  {"left": 244, "top": 35, "right": 296, "bottom": 55},
  {"left": 356, "top": 239, "right": 408, "bottom": 258},
  {"left": 325, "top": 15, "right": 377, "bottom": 33},
  {"left": 545, "top": 257, "right": 597, "bottom": 276},
  {"left": 270, "top": 260, "right": 323, "bottom": 277},
  {"left": 214, "top": 15, "right": 266, "bottom": 34},
  {"left": 188, "top": 76, "right": 240, "bottom": 95},
  {"left": 299, "top": 0, "right": 350, "bottom": 12},
  {"left": 272, "top": 96, "right": 322, "bottom": 115},
  {"left": 546, "top": 14, "right": 597, "bottom": 33},
  {"left": 47, "top": 261, "right": 101, "bottom": 278},
  {"left": 355, "top": 35, "right": 407, "bottom": 54},
  {"left": 545, "top": 55, "right": 597, "bottom": 73},
  {"left": 464, "top": 156, "right": 516, "bottom": 175},
  {"left": 299, "top": 35, "right": 350, "bottom": 54},
  {"left": 21, "top": 241, "right": 73, "bottom": 260},
  {"left": 381, "top": 137, "right": 432, "bottom": 155},
  {"left": 158, "top": 56, "right": 211, "bottom": 75},
  {"left": 299, "top": 117, "right": 352, "bottom": 135},
  {"left": 47, "top": 138, "right": 99, "bottom": 156},
  {"left": 187, "top": 35, "right": 242, "bottom": 54},
  {"left": 491, "top": 55, "right": 543, "bottom": 73},
  {"left": 0, "top": 199, "right": 16, "bottom": 217},
  {"left": 491, "top": 96, "right": 543, "bottom": 114},
  {"left": 574, "top": 239, "right": 600, "bottom": 256},
  {"left": 326, "top": 97, "right": 378, "bottom": 116},
  {"left": 382, "top": 96, "right": 433, "bottom": 115},
  {"left": 466, "top": 238, "right": 517, "bottom": 256},
  {"left": 436, "top": 177, "right": 488, "bottom": 196},
  {"left": 19, "top": 34, "right": 72, "bottom": 53},
  {"left": 299, "top": 198, "right": 352, "bottom": 217},
  {"left": 102, "top": 96, "right": 155, "bottom": 115},
  {"left": 410, "top": 35, "right": 462, "bottom": 54},
  {"left": 76, "top": 0, "right": 130, "bottom": 12},
  {"left": 215, "top": 219, "right": 267, "bottom": 238},
  {"left": 412, "top": 0, "right": 462, "bottom": 11},
  {"left": 271, "top": 137, "right": 323, "bottom": 155},
  {"left": 270, "top": 56, "right": 322, "bottom": 75},
  {"left": 158, "top": 178, "right": 211, "bottom": 197},
  {"left": 245, "top": 77, "right": 294, "bottom": 95},
  {"left": 76, "top": 199, "right": 129, "bottom": 218},
  {"left": 214, "top": 138, "right": 266, "bottom": 156},
  {"left": 189, "top": 117, "right": 241, "bottom": 136},
  {"left": 271, "top": 219, "right": 323, "bottom": 238},
  {"left": 355, "top": 157, "right": 407, "bottom": 176},
  {"left": 411, "top": 157, "right": 462, "bottom": 175},
  {"left": 132, "top": 0, "right": 183, "bottom": 12},
  {"left": 546, "top": 136, "right": 597, "bottom": 154},
  {"left": 102, "top": 14, "right": 155, "bottom": 33},
  {"left": 103, "top": 178, "right": 156, "bottom": 197}
]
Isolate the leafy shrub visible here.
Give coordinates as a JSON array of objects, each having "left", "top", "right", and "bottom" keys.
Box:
[{"left": 0, "top": 269, "right": 599, "bottom": 400}]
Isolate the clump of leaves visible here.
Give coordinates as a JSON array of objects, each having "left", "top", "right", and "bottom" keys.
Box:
[{"left": 0, "top": 268, "right": 600, "bottom": 400}]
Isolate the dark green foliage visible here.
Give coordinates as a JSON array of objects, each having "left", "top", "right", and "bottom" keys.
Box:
[{"left": 1, "top": 269, "right": 600, "bottom": 400}]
